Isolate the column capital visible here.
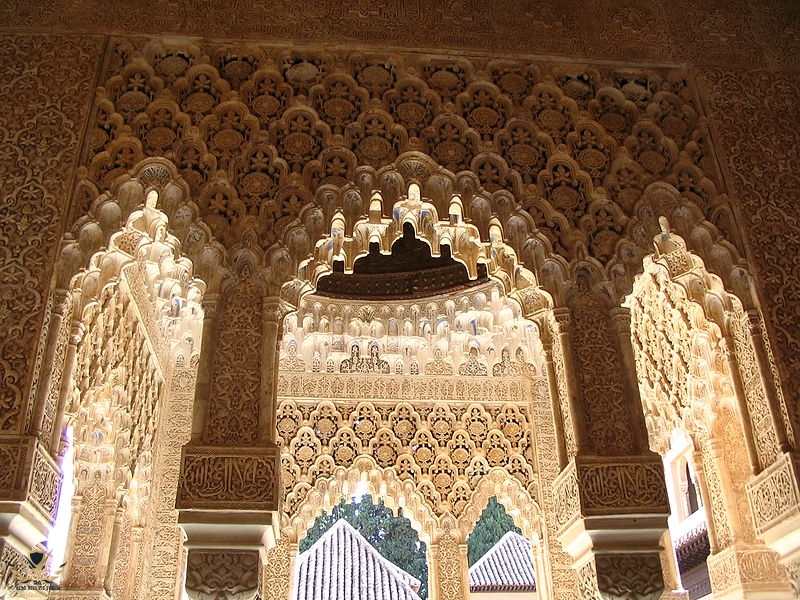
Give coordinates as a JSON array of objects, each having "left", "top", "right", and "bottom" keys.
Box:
[
  {"left": 578, "top": 552, "right": 665, "bottom": 600},
  {"left": 552, "top": 306, "right": 572, "bottom": 328},
  {"left": 177, "top": 444, "right": 281, "bottom": 513},
  {"left": 707, "top": 542, "right": 793, "bottom": 599},
  {"left": 263, "top": 297, "right": 290, "bottom": 324},
  {"left": 554, "top": 454, "right": 670, "bottom": 560},
  {"left": 185, "top": 549, "right": 260, "bottom": 600}
]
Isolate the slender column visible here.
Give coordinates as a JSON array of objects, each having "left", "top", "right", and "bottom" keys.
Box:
[
  {"left": 543, "top": 343, "right": 568, "bottom": 470},
  {"left": 55, "top": 487, "right": 118, "bottom": 599},
  {"left": 609, "top": 307, "right": 651, "bottom": 453},
  {"left": 190, "top": 297, "right": 218, "bottom": 441},
  {"left": 746, "top": 311, "right": 791, "bottom": 452},
  {"left": 30, "top": 290, "right": 70, "bottom": 442},
  {"left": 722, "top": 339, "right": 761, "bottom": 475},
  {"left": 178, "top": 276, "right": 281, "bottom": 600},
  {"left": 706, "top": 439, "right": 745, "bottom": 543},
  {"left": 551, "top": 308, "right": 588, "bottom": 455},
  {"left": 431, "top": 528, "right": 468, "bottom": 600},
  {"left": 259, "top": 300, "right": 285, "bottom": 444},
  {"left": 49, "top": 321, "right": 85, "bottom": 456},
  {"left": 103, "top": 505, "right": 126, "bottom": 595},
  {"left": 691, "top": 449, "right": 719, "bottom": 554},
  {"left": 552, "top": 291, "right": 672, "bottom": 600},
  {"left": 261, "top": 537, "right": 293, "bottom": 600}
]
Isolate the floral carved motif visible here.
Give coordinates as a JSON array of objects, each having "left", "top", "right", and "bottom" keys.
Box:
[
  {"left": 28, "top": 444, "right": 60, "bottom": 524},
  {"left": 701, "top": 68, "right": 800, "bottom": 439},
  {"left": 261, "top": 537, "right": 291, "bottom": 600},
  {"left": 0, "top": 34, "right": 100, "bottom": 434},
  {"left": 185, "top": 550, "right": 260, "bottom": 600},
  {"left": 436, "top": 529, "right": 466, "bottom": 600},
  {"left": 0, "top": 437, "right": 31, "bottom": 495},
  {"left": 204, "top": 279, "right": 263, "bottom": 445},
  {"left": 277, "top": 396, "right": 537, "bottom": 519},
  {"left": 570, "top": 293, "right": 635, "bottom": 455},
  {"left": 595, "top": 553, "right": 664, "bottom": 600}
]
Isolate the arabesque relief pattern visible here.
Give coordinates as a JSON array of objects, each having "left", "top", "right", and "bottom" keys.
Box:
[
  {"left": 275, "top": 270, "right": 579, "bottom": 598},
  {"left": 73, "top": 39, "right": 747, "bottom": 297},
  {"left": 0, "top": 10, "right": 797, "bottom": 598},
  {"left": 45, "top": 181, "right": 204, "bottom": 598},
  {"left": 138, "top": 366, "right": 197, "bottom": 598},
  {"left": 0, "top": 34, "right": 101, "bottom": 436},
  {"left": 276, "top": 395, "right": 538, "bottom": 520},
  {"left": 629, "top": 225, "right": 793, "bottom": 597},
  {"left": 700, "top": 68, "right": 800, "bottom": 447},
  {"left": 2, "top": 0, "right": 798, "bottom": 69}
]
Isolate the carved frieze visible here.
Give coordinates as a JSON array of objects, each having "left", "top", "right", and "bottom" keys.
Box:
[
  {"left": 554, "top": 455, "right": 670, "bottom": 537},
  {"left": 746, "top": 451, "right": 800, "bottom": 537},
  {"left": 177, "top": 445, "right": 280, "bottom": 511}
]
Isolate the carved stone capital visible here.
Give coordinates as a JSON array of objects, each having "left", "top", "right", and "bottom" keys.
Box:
[
  {"left": 202, "top": 296, "right": 220, "bottom": 319},
  {"left": 185, "top": 549, "right": 260, "bottom": 600},
  {"left": 0, "top": 436, "right": 60, "bottom": 525},
  {"left": 177, "top": 444, "right": 281, "bottom": 511},
  {"left": 554, "top": 455, "right": 670, "bottom": 561},
  {"left": 593, "top": 553, "right": 665, "bottom": 600},
  {"left": 707, "top": 543, "right": 793, "bottom": 599},
  {"left": 552, "top": 307, "right": 572, "bottom": 329},
  {"left": 263, "top": 298, "right": 289, "bottom": 324},
  {"left": 746, "top": 451, "right": 800, "bottom": 556},
  {"left": 607, "top": 307, "right": 632, "bottom": 333},
  {"left": 512, "top": 285, "right": 550, "bottom": 318}
]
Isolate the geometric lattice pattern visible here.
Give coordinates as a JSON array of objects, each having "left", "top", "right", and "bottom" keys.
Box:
[{"left": 276, "top": 390, "right": 538, "bottom": 519}]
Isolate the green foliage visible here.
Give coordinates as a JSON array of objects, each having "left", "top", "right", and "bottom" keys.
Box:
[
  {"left": 300, "top": 494, "right": 429, "bottom": 599},
  {"left": 467, "top": 496, "right": 522, "bottom": 566}
]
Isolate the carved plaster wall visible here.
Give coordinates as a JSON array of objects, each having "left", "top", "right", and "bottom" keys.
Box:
[{"left": 0, "top": 2, "right": 799, "bottom": 598}]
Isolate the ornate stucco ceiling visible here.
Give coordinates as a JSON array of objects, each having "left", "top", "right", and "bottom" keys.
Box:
[{"left": 1, "top": 0, "right": 798, "bottom": 69}]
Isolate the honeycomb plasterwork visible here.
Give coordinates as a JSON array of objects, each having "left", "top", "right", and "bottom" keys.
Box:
[
  {"left": 69, "top": 42, "right": 751, "bottom": 308},
  {"left": 627, "top": 225, "right": 793, "bottom": 594},
  {"left": 53, "top": 188, "right": 204, "bottom": 595},
  {"left": 1, "top": 18, "right": 798, "bottom": 600},
  {"left": 630, "top": 220, "right": 793, "bottom": 475}
]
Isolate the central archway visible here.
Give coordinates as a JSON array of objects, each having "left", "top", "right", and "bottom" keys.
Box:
[{"left": 270, "top": 181, "right": 564, "bottom": 599}]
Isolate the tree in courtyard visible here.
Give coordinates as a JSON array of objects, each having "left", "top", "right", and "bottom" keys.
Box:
[
  {"left": 467, "top": 496, "right": 522, "bottom": 566},
  {"left": 300, "top": 494, "right": 429, "bottom": 599}
]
